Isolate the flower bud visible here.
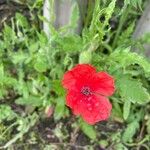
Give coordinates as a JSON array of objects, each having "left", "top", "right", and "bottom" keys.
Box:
[
  {"left": 79, "top": 51, "right": 92, "bottom": 64},
  {"left": 45, "top": 106, "right": 53, "bottom": 118}
]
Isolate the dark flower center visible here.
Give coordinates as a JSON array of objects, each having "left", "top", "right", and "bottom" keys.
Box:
[{"left": 81, "top": 86, "right": 91, "bottom": 96}]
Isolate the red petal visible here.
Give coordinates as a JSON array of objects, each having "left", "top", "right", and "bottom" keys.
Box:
[
  {"left": 62, "top": 71, "right": 76, "bottom": 91},
  {"left": 66, "top": 91, "right": 78, "bottom": 109},
  {"left": 91, "top": 72, "right": 115, "bottom": 96},
  {"left": 70, "top": 64, "right": 96, "bottom": 79},
  {"left": 81, "top": 95, "right": 112, "bottom": 125},
  {"left": 62, "top": 64, "right": 96, "bottom": 91},
  {"left": 66, "top": 90, "right": 112, "bottom": 125},
  {"left": 66, "top": 91, "right": 83, "bottom": 115}
]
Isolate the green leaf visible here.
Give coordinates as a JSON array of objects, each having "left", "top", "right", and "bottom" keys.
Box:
[
  {"left": 109, "top": 48, "right": 150, "bottom": 77},
  {"left": 122, "top": 120, "right": 139, "bottom": 143},
  {"left": 1, "top": 113, "right": 38, "bottom": 149},
  {"left": 34, "top": 54, "right": 48, "bottom": 72},
  {"left": 15, "top": 13, "right": 29, "bottom": 29},
  {"left": 55, "top": 35, "right": 83, "bottom": 52},
  {"left": 123, "top": 101, "right": 131, "bottom": 120},
  {"left": 28, "top": 42, "right": 39, "bottom": 53},
  {"left": 114, "top": 143, "right": 128, "bottom": 150},
  {"left": 3, "top": 76, "right": 17, "bottom": 86},
  {"left": 117, "top": 22, "right": 135, "bottom": 46},
  {"left": 69, "top": 1, "right": 79, "bottom": 30},
  {"left": 123, "top": 0, "right": 142, "bottom": 10},
  {"left": 37, "top": 31, "right": 48, "bottom": 46},
  {"left": 146, "top": 118, "right": 150, "bottom": 134},
  {"left": 52, "top": 80, "right": 65, "bottom": 96},
  {"left": 11, "top": 52, "right": 28, "bottom": 64},
  {"left": 84, "top": 0, "right": 116, "bottom": 52},
  {"left": 112, "top": 102, "right": 123, "bottom": 122},
  {"left": 3, "top": 24, "right": 16, "bottom": 43},
  {"left": 80, "top": 121, "right": 97, "bottom": 140},
  {"left": 15, "top": 96, "right": 43, "bottom": 107},
  {"left": 54, "top": 97, "right": 65, "bottom": 120},
  {"left": 103, "top": 0, "right": 117, "bottom": 28},
  {"left": 117, "top": 76, "right": 150, "bottom": 104},
  {"left": 0, "top": 105, "right": 16, "bottom": 123},
  {"left": 0, "top": 64, "right": 4, "bottom": 82}
]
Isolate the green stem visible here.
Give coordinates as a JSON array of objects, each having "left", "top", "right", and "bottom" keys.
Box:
[
  {"left": 125, "top": 135, "right": 150, "bottom": 147},
  {"left": 112, "top": 6, "right": 131, "bottom": 48},
  {"left": 101, "top": 42, "right": 113, "bottom": 53},
  {"left": 84, "top": 0, "right": 95, "bottom": 27},
  {"left": 1, "top": 122, "right": 17, "bottom": 138}
]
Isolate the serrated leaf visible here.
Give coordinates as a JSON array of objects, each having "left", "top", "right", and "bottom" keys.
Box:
[
  {"left": 82, "top": 0, "right": 116, "bottom": 54},
  {"left": 103, "top": 0, "right": 116, "bottom": 28},
  {"left": 109, "top": 48, "right": 150, "bottom": 77},
  {"left": 117, "top": 76, "right": 150, "bottom": 104},
  {"left": 80, "top": 121, "right": 96, "bottom": 140},
  {"left": 123, "top": 101, "right": 131, "bottom": 120},
  {"left": 122, "top": 120, "right": 139, "bottom": 143},
  {"left": 123, "top": 0, "right": 142, "bottom": 11},
  {"left": 117, "top": 22, "right": 135, "bottom": 46}
]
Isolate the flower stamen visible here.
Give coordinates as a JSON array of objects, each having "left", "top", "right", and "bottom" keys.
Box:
[{"left": 81, "top": 86, "right": 91, "bottom": 96}]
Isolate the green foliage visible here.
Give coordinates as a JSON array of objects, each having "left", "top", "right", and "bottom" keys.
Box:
[
  {"left": 1, "top": 113, "right": 38, "bottom": 149},
  {"left": 0, "top": 0, "right": 150, "bottom": 149},
  {"left": 124, "top": 0, "right": 143, "bottom": 9},
  {"left": 15, "top": 13, "right": 29, "bottom": 29},
  {"left": 113, "top": 143, "right": 128, "bottom": 150},
  {"left": 0, "top": 64, "right": 17, "bottom": 98},
  {"left": 54, "top": 97, "right": 66, "bottom": 120},
  {"left": 80, "top": 120, "right": 97, "bottom": 140},
  {"left": 82, "top": 0, "right": 117, "bottom": 52},
  {"left": 53, "top": 35, "right": 83, "bottom": 52},
  {"left": 108, "top": 48, "right": 150, "bottom": 76},
  {"left": 117, "top": 22, "right": 135, "bottom": 46},
  {"left": 69, "top": 1, "right": 80, "bottom": 31},
  {"left": 117, "top": 76, "right": 150, "bottom": 104},
  {"left": 123, "top": 101, "right": 131, "bottom": 120},
  {"left": 102, "top": 0, "right": 117, "bottom": 28},
  {"left": 0, "top": 105, "right": 16, "bottom": 123},
  {"left": 52, "top": 80, "right": 65, "bottom": 96},
  {"left": 112, "top": 101, "right": 123, "bottom": 122},
  {"left": 15, "top": 96, "right": 43, "bottom": 106},
  {"left": 34, "top": 53, "right": 49, "bottom": 72},
  {"left": 79, "top": 51, "right": 92, "bottom": 64},
  {"left": 122, "top": 120, "right": 139, "bottom": 143}
]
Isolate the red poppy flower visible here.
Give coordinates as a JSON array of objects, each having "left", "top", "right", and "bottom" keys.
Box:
[{"left": 62, "top": 64, "right": 115, "bottom": 125}]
